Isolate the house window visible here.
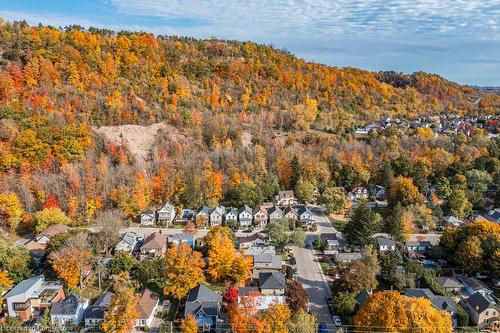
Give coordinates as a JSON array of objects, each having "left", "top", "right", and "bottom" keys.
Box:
[{"left": 486, "top": 311, "right": 489, "bottom": 316}]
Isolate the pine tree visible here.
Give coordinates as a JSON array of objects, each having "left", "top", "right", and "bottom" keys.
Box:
[{"left": 343, "top": 203, "right": 380, "bottom": 246}]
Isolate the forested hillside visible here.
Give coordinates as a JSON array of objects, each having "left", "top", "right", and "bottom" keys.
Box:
[{"left": 0, "top": 19, "right": 498, "bottom": 232}]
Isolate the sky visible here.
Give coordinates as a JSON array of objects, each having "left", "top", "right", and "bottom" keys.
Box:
[{"left": 0, "top": 0, "right": 499, "bottom": 86}]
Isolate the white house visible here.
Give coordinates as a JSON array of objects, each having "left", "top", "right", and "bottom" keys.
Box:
[
  {"left": 283, "top": 206, "right": 298, "bottom": 221},
  {"left": 140, "top": 210, "right": 156, "bottom": 225},
  {"left": 259, "top": 272, "right": 286, "bottom": 296},
  {"left": 157, "top": 202, "right": 176, "bottom": 225},
  {"left": 50, "top": 294, "right": 88, "bottom": 326},
  {"left": 273, "top": 190, "right": 298, "bottom": 206},
  {"left": 114, "top": 231, "right": 138, "bottom": 254},
  {"left": 209, "top": 206, "right": 225, "bottom": 226},
  {"left": 268, "top": 206, "right": 283, "bottom": 223},
  {"left": 84, "top": 291, "right": 114, "bottom": 328},
  {"left": 225, "top": 207, "right": 238, "bottom": 227},
  {"left": 348, "top": 187, "right": 368, "bottom": 202},
  {"left": 253, "top": 206, "right": 268, "bottom": 227},
  {"left": 297, "top": 205, "right": 314, "bottom": 226},
  {"left": 376, "top": 236, "right": 396, "bottom": 252},
  {"left": 134, "top": 289, "right": 160, "bottom": 329},
  {"left": 238, "top": 205, "right": 253, "bottom": 228}
]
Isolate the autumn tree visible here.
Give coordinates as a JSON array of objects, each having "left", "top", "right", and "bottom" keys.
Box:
[
  {"left": 0, "top": 271, "right": 13, "bottom": 305},
  {"left": 354, "top": 291, "right": 452, "bottom": 333},
  {"left": 336, "top": 260, "right": 378, "bottom": 293},
  {"left": 331, "top": 291, "right": 357, "bottom": 318},
  {"left": 163, "top": 243, "right": 205, "bottom": 299},
  {"left": 285, "top": 279, "right": 309, "bottom": 311},
  {"left": 388, "top": 177, "right": 423, "bottom": 207},
  {"left": 0, "top": 242, "right": 32, "bottom": 283},
  {"left": 49, "top": 232, "right": 93, "bottom": 288},
  {"left": 263, "top": 304, "right": 292, "bottom": 333},
  {"left": 102, "top": 272, "right": 139, "bottom": 333},
  {"left": 227, "top": 291, "right": 271, "bottom": 333},
  {"left": 34, "top": 207, "right": 71, "bottom": 233},
  {"left": 0, "top": 192, "right": 24, "bottom": 231},
  {"left": 181, "top": 314, "right": 198, "bottom": 333},
  {"left": 294, "top": 177, "right": 314, "bottom": 203},
  {"left": 287, "top": 309, "right": 316, "bottom": 333},
  {"left": 319, "top": 186, "right": 346, "bottom": 214}
]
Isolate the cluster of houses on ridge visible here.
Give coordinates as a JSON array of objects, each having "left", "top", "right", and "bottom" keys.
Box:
[
  {"left": 355, "top": 114, "right": 499, "bottom": 139},
  {"left": 139, "top": 190, "right": 316, "bottom": 230}
]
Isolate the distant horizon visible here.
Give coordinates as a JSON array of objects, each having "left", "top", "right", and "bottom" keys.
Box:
[{"left": 1, "top": 0, "right": 499, "bottom": 86}]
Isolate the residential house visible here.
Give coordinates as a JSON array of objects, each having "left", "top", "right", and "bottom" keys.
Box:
[
  {"left": 157, "top": 202, "right": 176, "bottom": 225},
  {"left": 273, "top": 190, "right": 298, "bottom": 206},
  {"left": 253, "top": 206, "right": 268, "bottom": 227},
  {"left": 50, "top": 294, "right": 88, "bottom": 326},
  {"left": 376, "top": 236, "right": 396, "bottom": 252},
  {"left": 464, "top": 292, "right": 499, "bottom": 326},
  {"left": 443, "top": 215, "right": 464, "bottom": 227},
  {"left": 238, "top": 287, "right": 284, "bottom": 311},
  {"left": 238, "top": 205, "right": 253, "bottom": 228},
  {"left": 436, "top": 277, "right": 464, "bottom": 292},
  {"left": 141, "top": 232, "right": 167, "bottom": 259},
  {"left": 405, "top": 234, "right": 440, "bottom": 253},
  {"left": 320, "top": 233, "right": 347, "bottom": 253},
  {"left": 168, "top": 233, "right": 196, "bottom": 248},
  {"left": 297, "top": 205, "right": 314, "bottom": 226},
  {"left": 334, "top": 252, "right": 362, "bottom": 264},
  {"left": 460, "top": 277, "right": 493, "bottom": 298},
  {"left": 252, "top": 254, "right": 282, "bottom": 278},
  {"left": 135, "top": 289, "right": 160, "bottom": 329},
  {"left": 84, "top": 291, "right": 114, "bottom": 328},
  {"left": 175, "top": 209, "right": 195, "bottom": 224},
  {"left": 34, "top": 224, "right": 72, "bottom": 245},
  {"left": 347, "top": 186, "right": 368, "bottom": 202},
  {"left": 373, "top": 185, "right": 387, "bottom": 201},
  {"left": 25, "top": 224, "right": 72, "bottom": 263},
  {"left": 196, "top": 206, "right": 211, "bottom": 225},
  {"left": 140, "top": 210, "right": 156, "bottom": 225},
  {"left": 405, "top": 288, "right": 458, "bottom": 326},
  {"left": 258, "top": 272, "right": 285, "bottom": 296},
  {"left": 243, "top": 246, "right": 276, "bottom": 256},
  {"left": 3, "top": 275, "right": 65, "bottom": 321},
  {"left": 114, "top": 231, "right": 138, "bottom": 254},
  {"left": 225, "top": 207, "right": 238, "bottom": 227},
  {"left": 237, "top": 233, "right": 268, "bottom": 250},
  {"left": 268, "top": 206, "right": 283, "bottom": 223},
  {"left": 184, "top": 285, "right": 222, "bottom": 331},
  {"left": 209, "top": 206, "right": 225, "bottom": 227},
  {"left": 283, "top": 206, "right": 298, "bottom": 221},
  {"left": 355, "top": 290, "right": 371, "bottom": 309}
]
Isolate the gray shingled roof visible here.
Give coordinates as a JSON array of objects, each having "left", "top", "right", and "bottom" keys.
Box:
[
  {"left": 50, "top": 294, "right": 85, "bottom": 316},
  {"left": 84, "top": 291, "right": 114, "bottom": 320},
  {"left": 259, "top": 272, "right": 285, "bottom": 290},
  {"left": 253, "top": 254, "right": 282, "bottom": 269},
  {"left": 184, "top": 285, "right": 222, "bottom": 318},
  {"left": 466, "top": 292, "right": 493, "bottom": 313}
]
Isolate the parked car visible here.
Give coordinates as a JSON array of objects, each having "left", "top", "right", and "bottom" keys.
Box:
[
  {"left": 318, "top": 322, "right": 328, "bottom": 333},
  {"left": 333, "top": 316, "right": 342, "bottom": 326}
]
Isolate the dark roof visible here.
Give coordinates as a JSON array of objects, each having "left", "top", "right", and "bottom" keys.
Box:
[
  {"left": 283, "top": 206, "right": 297, "bottom": 215},
  {"left": 198, "top": 205, "right": 211, "bottom": 215},
  {"left": 376, "top": 236, "right": 396, "bottom": 247},
  {"left": 296, "top": 205, "right": 312, "bottom": 216},
  {"left": 405, "top": 288, "right": 434, "bottom": 299},
  {"left": 268, "top": 206, "right": 283, "bottom": 215},
  {"left": 84, "top": 291, "right": 114, "bottom": 320},
  {"left": 50, "top": 294, "right": 85, "bottom": 316},
  {"left": 237, "top": 233, "right": 267, "bottom": 244},
  {"left": 436, "top": 277, "right": 463, "bottom": 289},
  {"left": 185, "top": 285, "right": 222, "bottom": 318},
  {"left": 461, "top": 277, "right": 487, "bottom": 292},
  {"left": 356, "top": 290, "right": 370, "bottom": 307},
  {"left": 238, "top": 205, "right": 253, "bottom": 215},
  {"left": 238, "top": 287, "right": 259, "bottom": 296},
  {"left": 466, "top": 292, "right": 493, "bottom": 313},
  {"left": 259, "top": 272, "right": 285, "bottom": 290}
]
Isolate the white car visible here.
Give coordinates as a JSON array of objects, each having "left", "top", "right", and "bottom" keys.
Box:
[{"left": 332, "top": 316, "right": 342, "bottom": 326}]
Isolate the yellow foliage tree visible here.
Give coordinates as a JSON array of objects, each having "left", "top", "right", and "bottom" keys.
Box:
[
  {"left": 0, "top": 270, "right": 13, "bottom": 305},
  {"left": 354, "top": 291, "right": 452, "bottom": 333},
  {"left": 181, "top": 314, "right": 199, "bottom": 333},
  {"left": 0, "top": 192, "right": 24, "bottom": 231},
  {"left": 388, "top": 177, "right": 423, "bottom": 207},
  {"left": 102, "top": 272, "right": 139, "bottom": 333},
  {"left": 163, "top": 243, "right": 205, "bottom": 299},
  {"left": 263, "top": 304, "right": 292, "bottom": 333}
]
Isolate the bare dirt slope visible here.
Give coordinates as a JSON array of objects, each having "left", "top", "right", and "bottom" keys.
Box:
[{"left": 92, "top": 122, "right": 181, "bottom": 169}]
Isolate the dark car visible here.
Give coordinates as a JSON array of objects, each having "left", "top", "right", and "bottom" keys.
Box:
[{"left": 318, "top": 322, "right": 328, "bottom": 333}]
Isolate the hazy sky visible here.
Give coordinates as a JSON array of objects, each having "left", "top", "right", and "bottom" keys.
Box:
[{"left": 1, "top": 0, "right": 499, "bottom": 86}]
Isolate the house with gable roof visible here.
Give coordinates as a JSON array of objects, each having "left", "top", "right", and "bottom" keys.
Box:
[{"left": 184, "top": 285, "right": 222, "bottom": 331}]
